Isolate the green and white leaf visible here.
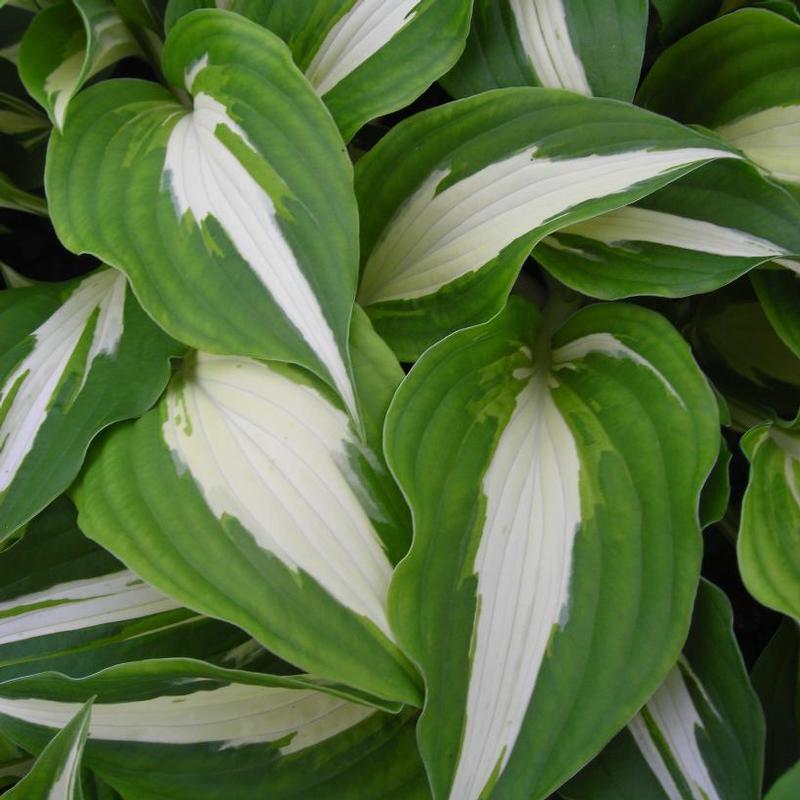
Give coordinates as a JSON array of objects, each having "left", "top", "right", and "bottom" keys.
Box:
[
  {"left": 384, "top": 296, "right": 719, "bottom": 799},
  {"left": 535, "top": 160, "right": 800, "bottom": 299},
  {"left": 739, "top": 414, "right": 800, "bottom": 619},
  {"left": 0, "top": 660, "right": 427, "bottom": 799},
  {"left": 4, "top": 699, "right": 91, "bottom": 800},
  {"left": 72, "top": 351, "right": 420, "bottom": 706},
  {"left": 355, "top": 87, "right": 738, "bottom": 359},
  {"left": 443, "top": 0, "right": 647, "bottom": 101},
  {"left": 19, "top": 0, "right": 140, "bottom": 129},
  {"left": 0, "top": 496, "right": 282, "bottom": 682},
  {"left": 166, "top": 0, "right": 473, "bottom": 143},
  {"left": 561, "top": 580, "right": 764, "bottom": 800},
  {"left": 47, "top": 9, "right": 362, "bottom": 418},
  {"left": 638, "top": 8, "right": 800, "bottom": 189},
  {"left": 0, "top": 267, "right": 184, "bottom": 540},
  {"left": 0, "top": 274, "right": 64, "bottom": 352}
]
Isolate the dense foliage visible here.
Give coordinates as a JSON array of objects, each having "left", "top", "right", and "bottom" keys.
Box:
[{"left": 0, "top": 1, "right": 799, "bottom": 798}]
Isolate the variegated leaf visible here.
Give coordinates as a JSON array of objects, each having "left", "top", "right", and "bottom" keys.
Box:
[
  {"left": 739, "top": 414, "right": 800, "bottom": 620},
  {"left": 0, "top": 496, "right": 282, "bottom": 681},
  {"left": 384, "top": 296, "right": 719, "bottom": 798},
  {"left": 638, "top": 8, "right": 800, "bottom": 191},
  {"left": 72, "top": 350, "right": 419, "bottom": 706},
  {"left": 19, "top": 0, "right": 140, "bottom": 129},
  {"left": 165, "top": 0, "right": 473, "bottom": 142},
  {"left": 562, "top": 580, "right": 764, "bottom": 800},
  {"left": 0, "top": 267, "right": 183, "bottom": 539},
  {"left": 4, "top": 699, "right": 91, "bottom": 800},
  {"left": 443, "top": 0, "right": 647, "bottom": 101},
  {"left": 0, "top": 272, "right": 62, "bottom": 352},
  {"left": 535, "top": 160, "right": 800, "bottom": 299},
  {"left": 0, "top": 661, "right": 427, "bottom": 799},
  {"left": 47, "top": 10, "right": 361, "bottom": 418},
  {"left": 355, "top": 87, "right": 738, "bottom": 359}
]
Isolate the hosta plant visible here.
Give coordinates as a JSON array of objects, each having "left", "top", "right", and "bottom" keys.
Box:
[{"left": 0, "top": 1, "right": 799, "bottom": 798}]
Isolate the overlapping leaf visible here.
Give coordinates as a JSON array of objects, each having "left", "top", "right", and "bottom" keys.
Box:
[
  {"left": 4, "top": 699, "right": 90, "bottom": 799},
  {"left": 2, "top": 4, "right": 794, "bottom": 799},
  {"left": 443, "top": 0, "right": 647, "bottom": 101},
  {"left": 638, "top": 8, "right": 800, "bottom": 192},
  {"left": 19, "top": 0, "right": 140, "bottom": 129},
  {"left": 0, "top": 268, "right": 183, "bottom": 539},
  {"left": 739, "top": 414, "right": 800, "bottom": 619},
  {"left": 0, "top": 272, "right": 61, "bottom": 351},
  {"left": 0, "top": 496, "right": 282, "bottom": 682},
  {"left": 166, "top": 0, "right": 473, "bottom": 142},
  {"left": 47, "top": 10, "right": 361, "bottom": 417},
  {"left": 561, "top": 580, "right": 764, "bottom": 800},
  {"left": 73, "top": 346, "right": 419, "bottom": 706},
  {"left": 355, "top": 87, "right": 738, "bottom": 358},
  {"left": 535, "top": 160, "right": 800, "bottom": 299},
  {"left": 0, "top": 661, "right": 427, "bottom": 799},
  {"left": 384, "top": 296, "right": 719, "bottom": 798}
]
